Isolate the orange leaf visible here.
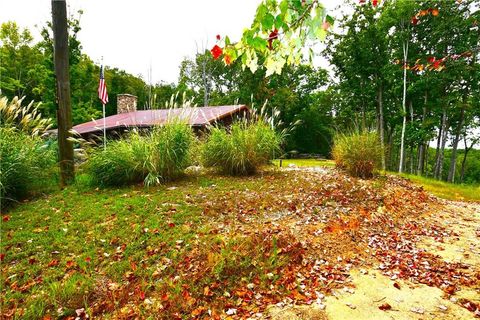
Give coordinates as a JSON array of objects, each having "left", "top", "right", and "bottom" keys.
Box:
[{"left": 48, "top": 259, "right": 59, "bottom": 267}]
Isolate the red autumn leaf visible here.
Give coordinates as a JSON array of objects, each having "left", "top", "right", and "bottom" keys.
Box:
[
  {"left": 268, "top": 29, "right": 279, "bottom": 50},
  {"left": 411, "top": 16, "right": 419, "bottom": 25},
  {"left": 3, "top": 215, "right": 10, "bottom": 222},
  {"left": 432, "top": 8, "right": 439, "bottom": 16},
  {"left": 85, "top": 257, "right": 91, "bottom": 263},
  {"left": 168, "top": 222, "right": 175, "bottom": 228},
  {"left": 182, "top": 290, "right": 191, "bottom": 300},
  {"left": 427, "top": 56, "right": 436, "bottom": 63},
  {"left": 216, "top": 34, "right": 221, "bottom": 40},
  {"left": 224, "top": 54, "right": 232, "bottom": 65},
  {"left": 130, "top": 261, "right": 137, "bottom": 271},
  {"left": 48, "top": 259, "right": 59, "bottom": 267},
  {"left": 66, "top": 260, "right": 75, "bottom": 268},
  {"left": 29, "top": 258, "right": 37, "bottom": 265},
  {"left": 0, "top": 253, "right": 5, "bottom": 261},
  {"left": 379, "top": 303, "right": 392, "bottom": 310},
  {"left": 210, "top": 45, "right": 223, "bottom": 60},
  {"left": 393, "top": 282, "right": 401, "bottom": 290},
  {"left": 433, "top": 60, "right": 442, "bottom": 69}
]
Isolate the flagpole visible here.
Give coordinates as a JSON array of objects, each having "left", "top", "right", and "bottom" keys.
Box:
[
  {"left": 102, "top": 103, "right": 106, "bottom": 150},
  {"left": 101, "top": 56, "right": 106, "bottom": 150}
]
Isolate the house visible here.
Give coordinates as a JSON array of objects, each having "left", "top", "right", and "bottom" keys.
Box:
[{"left": 72, "top": 94, "right": 249, "bottom": 138}]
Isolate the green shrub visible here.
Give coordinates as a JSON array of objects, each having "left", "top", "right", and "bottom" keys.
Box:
[
  {"left": 332, "top": 131, "right": 382, "bottom": 178},
  {"left": 202, "top": 121, "right": 282, "bottom": 175},
  {"left": 85, "top": 123, "right": 195, "bottom": 187},
  {"left": 144, "top": 122, "right": 195, "bottom": 185},
  {"left": 0, "top": 127, "right": 56, "bottom": 207},
  {"left": 85, "top": 133, "right": 148, "bottom": 187}
]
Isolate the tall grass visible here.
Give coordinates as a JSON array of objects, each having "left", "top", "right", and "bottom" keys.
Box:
[
  {"left": 202, "top": 121, "right": 282, "bottom": 175},
  {"left": 0, "top": 96, "right": 55, "bottom": 207},
  {"left": 332, "top": 131, "right": 382, "bottom": 179},
  {"left": 0, "top": 96, "right": 52, "bottom": 136},
  {"left": 0, "top": 128, "right": 55, "bottom": 206},
  {"left": 85, "top": 118, "right": 196, "bottom": 187},
  {"left": 85, "top": 132, "right": 148, "bottom": 187},
  {"left": 144, "top": 122, "right": 195, "bottom": 185}
]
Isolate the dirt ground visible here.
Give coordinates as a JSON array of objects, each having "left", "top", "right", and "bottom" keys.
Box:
[{"left": 264, "top": 199, "right": 480, "bottom": 319}]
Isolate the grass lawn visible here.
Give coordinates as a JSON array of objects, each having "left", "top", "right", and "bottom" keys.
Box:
[
  {"left": 272, "top": 158, "right": 335, "bottom": 168},
  {"left": 273, "top": 158, "right": 479, "bottom": 202},
  {"left": 2, "top": 166, "right": 478, "bottom": 319},
  {"left": 395, "top": 173, "right": 480, "bottom": 202},
  {"left": 2, "top": 170, "right": 336, "bottom": 319}
]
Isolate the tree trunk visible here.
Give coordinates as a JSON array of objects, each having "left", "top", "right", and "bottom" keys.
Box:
[
  {"left": 399, "top": 40, "right": 408, "bottom": 173},
  {"left": 447, "top": 104, "right": 466, "bottom": 183},
  {"left": 52, "top": 0, "right": 74, "bottom": 186},
  {"left": 417, "top": 93, "right": 428, "bottom": 175},
  {"left": 201, "top": 56, "right": 209, "bottom": 106},
  {"left": 435, "top": 107, "right": 448, "bottom": 180},
  {"left": 433, "top": 117, "right": 442, "bottom": 178},
  {"left": 377, "top": 84, "right": 385, "bottom": 170},
  {"left": 360, "top": 80, "right": 367, "bottom": 131},
  {"left": 409, "top": 101, "right": 414, "bottom": 174},
  {"left": 460, "top": 136, "right": 476, "bottom": 183}
]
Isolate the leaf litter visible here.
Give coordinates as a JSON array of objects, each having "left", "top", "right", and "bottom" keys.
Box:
[{"left": 1, "top": 167, "right": 479, "bottom": 319}]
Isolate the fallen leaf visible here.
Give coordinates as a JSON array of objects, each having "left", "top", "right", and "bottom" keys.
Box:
[
  {"left": 47, "top": 259, "right": 59, "bottom": 267},
  {"left": 379, "top": 303, "right": 392, "bottom": 311}
]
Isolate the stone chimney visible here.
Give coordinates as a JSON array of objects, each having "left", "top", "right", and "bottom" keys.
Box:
[{"left": 117, "top": 94, "right": 137, "bottom": 114}]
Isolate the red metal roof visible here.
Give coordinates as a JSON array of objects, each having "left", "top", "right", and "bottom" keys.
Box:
[{"left": 72, "top": 105, "right": 248, "bottom": 135}]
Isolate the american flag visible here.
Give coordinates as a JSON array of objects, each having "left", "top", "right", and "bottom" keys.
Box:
[{"left": 98, "top": 65, "right": 108, "bottom": 105}]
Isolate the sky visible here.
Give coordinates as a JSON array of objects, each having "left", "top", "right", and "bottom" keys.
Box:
[{"left": 0, "top": 0, "right": 344, "bottom": 84}]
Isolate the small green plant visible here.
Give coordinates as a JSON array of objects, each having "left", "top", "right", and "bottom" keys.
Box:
[
  {"left": 332, "top": 131, "right": 382, "bottom": 178},
  {"left": 202, "top": 121, "right": 282, "bottom": 175}
]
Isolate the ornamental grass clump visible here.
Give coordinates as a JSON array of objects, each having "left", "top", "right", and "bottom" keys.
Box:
[
  {"left": 0, "top": 97, "right": 55, "bottom": 207},
  {"left": 144, "top": 122, "right": 195, "bottom": 185},
  {"left": 85, "top": 132, "right": 149, "bottom": 187},
  {"left": 332, "top": 131, "right": 382, "bottom": 179},
  {"left": 202, "top": 121, "right": 282, "bottom": 175},
  {"left": 86, "top": 119, "right": 196, "bottom": 187}
]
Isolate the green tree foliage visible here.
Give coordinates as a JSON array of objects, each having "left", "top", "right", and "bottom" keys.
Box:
[
  {"left": 0, "top": 16, "right": 151, "bottom": 126},
  {"left": 326, "top": 0, "right": 479, "bottom": 182},
  {"left": 179, "top": 51, "right": 333, "bottom": 154},
  {"left": 0, "top": 22, "right": 50, "bottom": 104}
]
